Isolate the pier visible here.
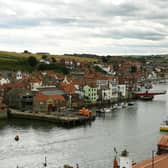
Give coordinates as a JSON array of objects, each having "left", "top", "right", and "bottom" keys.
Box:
[{"left": 8, "top": 110, "right": 96, "bottom": 128}]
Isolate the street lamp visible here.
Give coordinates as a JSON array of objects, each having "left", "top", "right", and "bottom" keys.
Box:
[{"left": 152, "top": 150, "right": 156, "bottom": 168}]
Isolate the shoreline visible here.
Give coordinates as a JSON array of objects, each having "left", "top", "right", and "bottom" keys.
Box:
[{"left": 8, "top": 110, "right": 96, "bottom": 128}]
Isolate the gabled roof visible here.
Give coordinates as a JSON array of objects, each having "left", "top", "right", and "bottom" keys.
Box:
[
  {"left": 60, "top": 82, "right": 76, "bottom": 94},
  {"left": 34, "top": 92, "right": 65, "bottom": 102},
  {"left": 34, "top": 93, "right": 48, "bottom": 102}
]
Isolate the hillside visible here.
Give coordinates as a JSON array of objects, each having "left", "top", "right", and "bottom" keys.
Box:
[{"left": 0, "top": 51, "right": 98, "bottom": 72}]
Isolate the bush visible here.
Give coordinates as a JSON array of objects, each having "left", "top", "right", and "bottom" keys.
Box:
[
  {"left": 27, "top": 56, "right": 38, "bottom": 67},
  {"left": 37, "top": 63, "right": 69, "bottom": 74}
]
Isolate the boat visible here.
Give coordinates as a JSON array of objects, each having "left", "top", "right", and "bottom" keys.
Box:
[
  {"left": 139, "top": 95, "right": 154, "bottom": 100},
  {"left": 116, "top": 103, "right": 123, "bottom": 109},
  {"left": 96, "top": 107, "right": 112, "bottom": 113},
  {"left": 160, "top": 119, "right": 168, "bottom": 131},
  {"left": 111, "top": 104, "right": 119, "bottom": 110},
  {"left": 134, "top": 88, "right": 166, "bottom": 100},
  {"left": 79, "top": 107, "right": 92, "bottom": 117},
  {"left": 128, "top": 102, "right": 135, "bottom": 106},
  {"left": 103, "top": 107, "right": 112, "bottom": 113},
  {"left": 122, "top": 102, "right": 128, "bottom": 108}
]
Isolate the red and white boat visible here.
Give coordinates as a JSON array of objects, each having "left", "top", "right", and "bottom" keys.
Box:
[{"left": 134, "top": 89, "right": 167, "bottom": 100}]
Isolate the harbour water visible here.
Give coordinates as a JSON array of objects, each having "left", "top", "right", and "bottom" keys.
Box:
[{"left": 0, "top": 84, "right": 168, "bottom": 168}]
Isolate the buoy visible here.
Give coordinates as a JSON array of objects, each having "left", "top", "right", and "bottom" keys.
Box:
[
  {"left": 43, "top": 156, "right": 47, "bottom": 167},
  {"left": 15, "top": 135, "right": 19, "bottom": 141}
]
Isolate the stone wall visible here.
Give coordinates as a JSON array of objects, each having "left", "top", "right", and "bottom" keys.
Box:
[{"left": 0, "top": 110, "right": 7, "bottom": 119}]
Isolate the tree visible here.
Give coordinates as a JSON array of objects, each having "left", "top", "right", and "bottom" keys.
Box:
[
  {"left": 41, "top": 55, "right": 47, "bottom": 60},
  {"left": 27, "top": 56, "right": 38, "bottom": 67},
  {"left": 37, "top": 63, "right": 69, "bottom": 74},
  {"left": 102, "top": 56, "right": 108, "bottom": 63},
  {"left": 23, "top": 50, "right": 31, "bottom": 54},
  {"left": 130, "top": 65, "right": 137, "bottom": 73},
  {"left": 51, "top": 57, "right": 56, "bottom": 62}
]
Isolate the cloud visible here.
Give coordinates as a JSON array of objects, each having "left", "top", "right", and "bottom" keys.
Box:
[{"left": 0, "top": 0, "right": 168, "bottom": 55}]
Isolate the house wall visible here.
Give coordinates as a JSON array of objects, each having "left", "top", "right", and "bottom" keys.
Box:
[
  {"left": 31, "top": 82, "right": 42, "bottom": 91},
  {"left": 118, "top": 84, "right": 126, "bottom": 97},
  {"left": 33, "top": 100, "right": 65, "bottom": 113},
  {"left": 83, "top": 85, "right": 98, "bottom": 102},
  {"left": 34, "top": 101, "right": 48, "bottom": 113},
  {"left": 0, "top": 78, "right": 10, "bottom": 85},
  {"left": 102, "top": 89, "right": 112, "bottom": 100}
]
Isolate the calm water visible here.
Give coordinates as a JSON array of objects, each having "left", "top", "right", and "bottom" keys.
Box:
[{"left": 0, "top": 84, "right": 168, "bottom": 168}]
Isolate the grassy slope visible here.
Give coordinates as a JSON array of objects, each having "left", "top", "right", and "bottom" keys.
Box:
[{"left": 0, "top": 51, "right": 98, "bottom": 71}]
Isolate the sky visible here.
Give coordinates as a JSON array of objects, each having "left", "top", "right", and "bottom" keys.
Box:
[{"left": 0, "top": 0, "right": 168, "bottom": 55}]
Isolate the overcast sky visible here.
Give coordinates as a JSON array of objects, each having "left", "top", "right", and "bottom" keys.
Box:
[{"left": 0, "top": 0, "right": 168, "bottom": 55}]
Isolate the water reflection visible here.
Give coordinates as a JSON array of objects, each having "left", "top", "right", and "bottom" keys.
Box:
[
  {"left": 8, "top": 118, "right": 56, "bottom": 131},
  {"left": 0, "top": 84, "right": 168, "bottom": 168}
]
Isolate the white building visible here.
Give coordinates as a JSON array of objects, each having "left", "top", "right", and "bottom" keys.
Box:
[
  {"left": 0, "top": 77, "right": 10, "bottom": 85},
  {"left": 118, "top": 84, "right": 126, "bottom": 97},
  {"left": 16, "top": 71, "right": 23, "bottom": 80},
  {"left": 30, "top": 79, "right": 42, "bottom": 91}
]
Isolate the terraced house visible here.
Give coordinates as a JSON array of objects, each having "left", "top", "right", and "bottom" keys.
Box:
[{"left": 83, "top": 85, "right": 98, "bottom": 103}]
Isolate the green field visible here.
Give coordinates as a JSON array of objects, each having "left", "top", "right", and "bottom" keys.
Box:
[{"left": 0, "top": 51, "right": 98, "bottom": 72}]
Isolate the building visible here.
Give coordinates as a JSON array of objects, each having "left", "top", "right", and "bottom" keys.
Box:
[
  {"left": 30, "top": 78, "right": 42, "bottom": 91},
  {"left": 0, "top": 77, "right": 10, "bottom": 85},
  {"left": 83, "top": 85, "right": 98, "bottom": 102},
  {"left": 5, "top": 88, "right": 33, "bottom": 111},
  {"left": 59, "top": 76, "right": 80, "bottom": 107},
  {"left": 33, "top": 89, "right": 65, "bottom": 113},
  {"left": 16, "top": 71, "right": 23, "bottom": 80},
  {"left": 118, "top": 84, "right": 126, "bottom": 97}
]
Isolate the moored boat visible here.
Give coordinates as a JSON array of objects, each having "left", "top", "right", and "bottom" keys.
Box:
[
  {"left": 160, "top": 120, "right": 168, "bottom": 131},
  {"left": 139, "top": 95, "right": 154, "bottom": 100},
  {"left": 128, "top": 102, "right": 135, "bottom": 106},
  {"left": 134, "top": 88, "right": 166, "bottom": 100}
]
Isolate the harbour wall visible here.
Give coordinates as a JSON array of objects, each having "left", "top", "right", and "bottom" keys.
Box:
[
  {"left": 0, "top": 110, "right": 7, "bottom": 119},
  {"left": 8, "top": 110, "right": 95, "bottom": 127}
]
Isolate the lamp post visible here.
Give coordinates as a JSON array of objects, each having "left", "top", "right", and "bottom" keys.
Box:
[
  {"left": 152, "top": 150, "right": 156, "bottom": 168},
  {"left": 69, "top": 93, "right": 72, "bottom": 109}
]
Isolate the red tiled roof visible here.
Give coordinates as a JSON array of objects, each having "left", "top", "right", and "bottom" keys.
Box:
[
  {"left": 31, "top": 78, "right": 41, "bottom": 83},
  {"left": 34, "top": 93, "right": 48, "bottom": 102},
  {"left": 52, "top": 95, "right": 65, "bottom": 101},
  {"left": 2, "top": 82, "right": 29, "bottom": 89},
  {"left": 34, "top": 93, "right": 65, "bottom": 102},
  {"left": 84, "top": 74, "right": 95, "bottom": 79},
  {"left": 60, "top": 82, "right": 76, "bottom": 94}
]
